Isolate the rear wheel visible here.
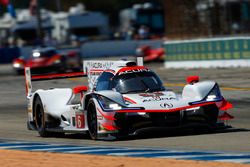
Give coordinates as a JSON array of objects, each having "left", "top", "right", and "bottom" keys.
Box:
[
  {"left": 87, "top": 99, "right": 98, "bottom": 140},
  {"left": 34, "top": 96, "right": 51, "bottom": 137}
]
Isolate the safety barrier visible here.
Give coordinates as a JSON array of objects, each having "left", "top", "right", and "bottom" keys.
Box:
[
  {"left": 164, "top": 37, "right": 250, "bottom": 68},
  {"left": 80, "top": 40, "right": 162, "bottom": 58}
]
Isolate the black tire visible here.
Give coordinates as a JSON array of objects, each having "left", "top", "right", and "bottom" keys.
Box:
[
  {"left": 202, "top": 104, "right": 219, "bottom": 125},
  {"left": 192, "top": 104, "right": 219, "bottom": 133},
  {"left": 87, "top": 99, "right": 98, "bottom": 140},
  {"left": 34, "top": 96, "right": 51, "bottom": 137}
]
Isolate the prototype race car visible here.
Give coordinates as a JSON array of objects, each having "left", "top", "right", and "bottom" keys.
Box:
[
  {"left": 25, "top": 58, "right": 233, "bottom": 140},
  {"left": 13, "top": 47, "right": 81, "bottom": 74},
  {"left": 136, "top": 45, "right": 165, "bottom": 62}
]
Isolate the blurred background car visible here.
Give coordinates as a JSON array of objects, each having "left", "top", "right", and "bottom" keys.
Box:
[
  {"left": 12, "top": 46, "right": 81, "bottom": 74},
  {"left": 136, "top": 45, "right": 164, "bottom": 62}
]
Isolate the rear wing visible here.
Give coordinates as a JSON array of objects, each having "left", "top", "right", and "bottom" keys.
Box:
[
  {"left": 24, "top": 67, "right": 85, "bottom": 96},
  {"left": 83, "top": 57, "right": 143, "bottom": 90}
]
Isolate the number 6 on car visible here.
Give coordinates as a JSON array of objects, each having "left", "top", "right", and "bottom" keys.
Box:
[{"left": 76, "top": 112, "right": 85, "bottom": 129}]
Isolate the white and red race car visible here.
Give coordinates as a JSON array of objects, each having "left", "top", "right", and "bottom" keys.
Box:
[{"left": 25, "top": 58, "right": 233, "bottom": 140}]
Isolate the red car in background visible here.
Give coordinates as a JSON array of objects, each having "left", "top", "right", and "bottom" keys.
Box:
[
  {"left": 136, "top": 45, "right": 165, "bottom": 62},
  {"left": 13, "top": 47, "right": 82, "bottom": 74}
]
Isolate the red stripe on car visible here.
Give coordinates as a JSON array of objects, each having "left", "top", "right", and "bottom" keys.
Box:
[
  {"left": 100, "top": 123, "right": 119, "bottom": 131},
  {"left": 31, "top": 72, "right": 86, "bottom": 81},
  {"left": 123, "top": 97, "right": 137, "bottom": 104},
  {"left": 90, "top": 69, "right": 104, "bottom": 73},
  {"left": 117, "top": 66, "right": 147, "bottom": 73},
  {"left": 96, "top": 107, "right": 116, "bottom": 121}
]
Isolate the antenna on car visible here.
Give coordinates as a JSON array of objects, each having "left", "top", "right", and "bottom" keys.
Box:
[
  {"left": 126, "top": 62, "right": 137, "bottom": 67},
  {"left": 121, "top": 58, "right": 128, "bottom": 61}
]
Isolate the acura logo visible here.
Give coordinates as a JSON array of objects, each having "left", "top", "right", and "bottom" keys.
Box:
[{"left": 160, "top": 103, "right": 173, "bottom": 109}]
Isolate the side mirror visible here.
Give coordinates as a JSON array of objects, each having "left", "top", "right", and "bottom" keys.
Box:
[
  {"left": 186, "top": 76, "right": 199, "bottom": 84},
  {"left": 73, "top": 86, "right": 88, "bottom": 94}
]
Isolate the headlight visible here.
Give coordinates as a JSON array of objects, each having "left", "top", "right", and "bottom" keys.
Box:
[
  {"left": 136, "top": 48, "right": 143, "bottom": 56},
  {"left": 207, "top": 95, "right": 217, "bottom": 100},
  {"left": 97, "top": 95, "right": 122, "bottom": 110},
  {"left": 206, "top": 84, "right": 222, "bottom": 101},
  {"left": 13, "top": 63, "right": 23, "bottom": 68},
  {"left": 33, "top": 52, "right": 41, "bottom": 58},
  {"left": 109, "top": 103, "right": 122, "bottom": 110},
  {"left": 53, "top": 59, "right": 61, "bottom": 64}
]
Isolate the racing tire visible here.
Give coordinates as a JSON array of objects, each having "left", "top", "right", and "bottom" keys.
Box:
[
  {"left": 87, "top": 99, "right": 98, "bottom": 140},
  {"left": 192, "top": 104, "right": 219, "bottom": 133},
  {"left": 202, "top": 104, "right": 219, "bottom": 125},
  {"left": 34, "top": 96, "right": 51, "bottom": 137}
]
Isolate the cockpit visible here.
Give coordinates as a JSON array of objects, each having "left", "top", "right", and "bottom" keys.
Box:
[{"left": 95, "top": 69, "right": 165, "bottom": 94}]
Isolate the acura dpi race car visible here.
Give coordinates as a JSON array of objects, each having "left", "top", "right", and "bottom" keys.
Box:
[{"left": 25, "top": 58, "right": 233, "bottom": 140}]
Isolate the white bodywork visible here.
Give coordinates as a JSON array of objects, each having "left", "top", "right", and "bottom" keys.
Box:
[
  {"left": 182, "top": 81, "right": 215, "bottom": 100},
  {"left": 35, "top": 88, "right": 73, "bottom": 118},
  {"left": 25, "top": 57, "right": 232, "bottom": 137}
]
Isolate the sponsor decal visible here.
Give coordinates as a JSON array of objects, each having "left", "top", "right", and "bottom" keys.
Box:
[
  {"left": 72, "top": 105, "right": 80, "bottom": 111},
  {"left": 160, "top": 102, "right": 174, "bottom": 109},
  {"left": 140, "top": 92, "right": 175, "bottom": 102},
  {"left": 139, "top": 92, "right": 164, "bottom": 97},
  {"left": 85, "top": 62, "right": 114, "bottom": 71},
  {"left": 97, "top": 115, "right": 104, "bottom": 120},
  {"left": 89, "top": 70, "right": 103, "bottom": 75},
  {"left": 118, "top": 68, "right": 150, "bottom": 75}
]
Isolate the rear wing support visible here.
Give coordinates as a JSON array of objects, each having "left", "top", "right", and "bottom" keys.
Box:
[{"left": 25, "top": 67, "right": 32, "bottom": 96}]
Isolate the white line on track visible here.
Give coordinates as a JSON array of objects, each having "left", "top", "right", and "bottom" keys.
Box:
[
  {"left": 107, "top": 150, "right": 184, "bottom": 156},
  {"left": 214, "top": 159, "right": 250, "bottom": 163},
  {"left": 0, "top": 144, "right": 51, "bottom": 149},
  {"left": 32, "top": 146, "right": 106, "bottom": 151},
  {"left": 66, "top": 148, "right": 129, "bottom": 153},
  {"left": 155, "top": 154, "right": 222, "bottom": 159},
  {"left": 155, "top": 153, "right": 248, "bottom": 159},
  {"left": 108, "top": 151, "right": 169, "bottom": 156}
]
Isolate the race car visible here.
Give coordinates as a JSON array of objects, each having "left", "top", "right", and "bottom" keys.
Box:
[
  {"left": 136, "top": 45, "right": 165, "bottom": 62},
  {"left": 13, "top": 47, "right": 81, "bottom": 74},
  {"left": 25, "top": 58, "right": 233, "bottom": 140}
]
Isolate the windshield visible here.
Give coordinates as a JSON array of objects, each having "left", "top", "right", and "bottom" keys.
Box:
[{"left": 112, "top": 71, "right": 165, "bottom": 94}]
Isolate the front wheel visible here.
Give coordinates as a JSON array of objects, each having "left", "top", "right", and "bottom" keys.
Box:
[
  {"left": 87, "top": 99, "right": 98, "bottom": 140},
  {"left": 34, "top": 96, "right": 51, "bottom": 137}
]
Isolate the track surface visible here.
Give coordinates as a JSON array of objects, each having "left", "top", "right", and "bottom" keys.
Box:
[
  {"left": 0, "top": 140, "right": 250, "bottom": 164},
  {"left": 0, "top": 63, "right": 249, "bottom": 154}
]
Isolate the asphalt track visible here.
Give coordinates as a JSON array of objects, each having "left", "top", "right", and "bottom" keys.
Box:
[{"left": 0, "top": 63, "right": 249, "bottom": 156}]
